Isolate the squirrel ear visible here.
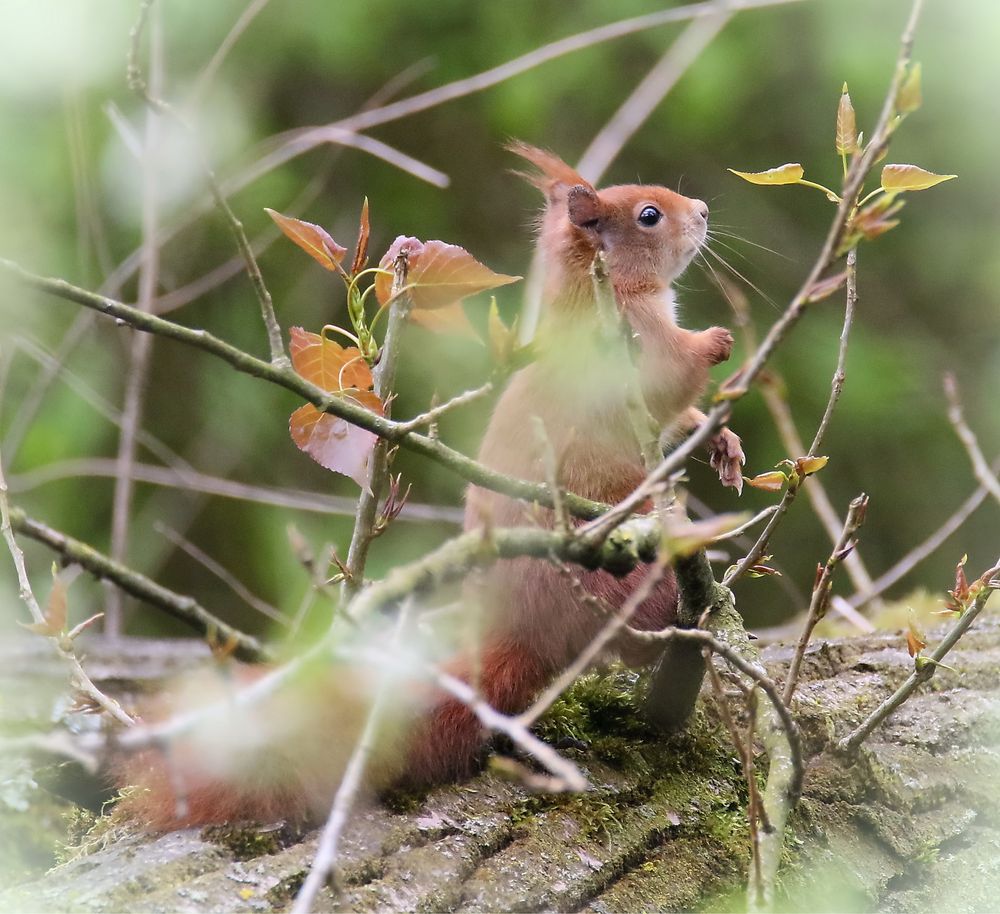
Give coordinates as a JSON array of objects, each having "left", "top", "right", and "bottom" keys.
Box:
[{"left": 567, "top": 185, "right": 601, "bottom": 229}]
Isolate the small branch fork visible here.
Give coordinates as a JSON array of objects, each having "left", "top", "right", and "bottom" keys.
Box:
[
  {"left": 0, "top": 447, "right": 135, "bottom": 727},
  {"left": 782, "top": 493, "right": 869, "bottom": 705}
]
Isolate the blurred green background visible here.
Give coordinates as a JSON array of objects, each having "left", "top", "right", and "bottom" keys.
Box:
[{"left": 0, "top": 0, "right": 997, "bottom": 638}]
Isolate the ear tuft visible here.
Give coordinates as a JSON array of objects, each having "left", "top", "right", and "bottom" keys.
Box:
[
  {"left": 567, "top": 185, "right": 601, "bottom": 229},
  {"left": 506, "top": 140, "right": 594, "bottom": 200}
]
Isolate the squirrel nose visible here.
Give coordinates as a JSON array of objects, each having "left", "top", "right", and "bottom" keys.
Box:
[{"left": 693, "top": 200, "right": 709, "bottom": 222}]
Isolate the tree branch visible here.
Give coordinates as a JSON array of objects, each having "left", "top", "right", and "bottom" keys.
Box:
[
  {"left": 7, "top": 506, "right": 271, "bottom": 663},
  {"left": 837, "top": 556, "right": 1000, "bottom": 755},
  {"left": 0, "top": 259, "right": 607, "bottom": 519}
]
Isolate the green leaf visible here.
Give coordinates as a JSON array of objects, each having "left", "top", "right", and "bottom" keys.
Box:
[
  {"left": 836, "top": 83, "right": 857, "bottom": 155},
  {"left": 881, "top": 164, "right": 957, "bottom": 193},
  {"left": 896, "top": 62, "right": 922, "bottom": 114},
  {"left": 727, "top": 163, "right": 805, "bottom": 186}
]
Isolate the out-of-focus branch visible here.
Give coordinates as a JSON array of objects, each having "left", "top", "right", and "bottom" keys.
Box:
[
  {"left": 7, "top": 506, "right": 271, "bottom": 663},
  {"left": 847, "top": 451, "right": 1000, "bottom": 608},
  {"left": 837, "top": 556, "right": 1000, "bottom": 755},
  {"left": 944, "top": 373, "right": 1000, "bottom": 507},
  {"left": 8, "top": 458, "right": 464, "bottom": 525},
  {"left": 108, "top": 1, "right": 164, "bottom": 637}
]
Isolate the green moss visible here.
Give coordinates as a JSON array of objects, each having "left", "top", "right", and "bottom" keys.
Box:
[
  {"left": 379, "top": 785, "right": 429, "bottom": 814},
  {"left": 201, "top": 821, "right": 300, "bottom": 861}
]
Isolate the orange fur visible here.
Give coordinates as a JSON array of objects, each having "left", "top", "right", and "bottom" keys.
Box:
[{"left": 117, "top": 143, "right": 743, "bottom": 829}]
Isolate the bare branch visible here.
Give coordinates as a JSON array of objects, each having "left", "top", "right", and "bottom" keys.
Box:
[
  {"left": 847, "top": 452, "right": 1000, "bottom": 608},
  {"left": 782, "top": 494, "right": 869, "bottom": 705},
  {"left": 7, "top": 506, "right": 271, "bottom": 663},
  {"left": 944, "top": 373, "right": 1000, "bottom": 507},
  {"left": 291, "top": 604, "right": 411, "bottom": 914},
  {"left": 7, "top": 457, "right": 463, "bottom": 525},
  {"left": 154, "top": 522, "right": 288, "bottom": 627},
  {"left": 837, "top": 556, "right": 1000, "bottom": 755},
  {"left": 576, "top": 10, "right": 732, "bottom": 184}
]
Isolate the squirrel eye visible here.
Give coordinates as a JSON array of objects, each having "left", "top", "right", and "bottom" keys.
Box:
[{"left": 637, "top": 205, "right": 662, "bottom": 227}]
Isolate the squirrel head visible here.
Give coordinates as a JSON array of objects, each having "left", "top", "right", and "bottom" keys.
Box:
[{"left": 508, "top": 141, "right": 708, "bottom": 297}]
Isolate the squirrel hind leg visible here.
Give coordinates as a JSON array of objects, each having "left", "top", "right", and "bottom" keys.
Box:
[
  {"left": 578, "top": 565, "right": 679, "bottom": 667},
  {"left": 398, "top": 637, "right": 554, "bottom": 787}
]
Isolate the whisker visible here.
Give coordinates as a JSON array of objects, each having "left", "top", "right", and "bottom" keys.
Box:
[
  {"left": 707, "top": 229, "right": 791, "bottom": 260},
  {"left": 703, "top": 244, "right": 780, "bottom": 311},
  {"left": 695, "top": 250, "right": 739, "bottom": 312}
]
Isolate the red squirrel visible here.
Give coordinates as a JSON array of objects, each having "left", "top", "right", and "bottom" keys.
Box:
[
  {"left": 402, "top": 142, "right": 744, "bottom": 783},
  {"left": 117, "top": 143, "right": 743, "bottom": 829}
]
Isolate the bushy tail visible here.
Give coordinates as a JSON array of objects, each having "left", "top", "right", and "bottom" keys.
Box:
[{"left": 401, "top": 636, "right": 554, "bottom": 785}]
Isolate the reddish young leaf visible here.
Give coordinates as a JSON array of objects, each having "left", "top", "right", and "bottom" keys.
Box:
[
  {"left": 265, "top": 209, "right": 347, "bottom": 272},
  {"left": 375, "top": 236, "right": 520, "bottom": 310},
  {"left": 288, "top": 327, "right": 384, "bottom": 487},
  {"left": 18, "top": 564, "right": 68, "bottom": 637},
  {"left": 746, "top": 471, "right": 787, "bottom": 493},
  {"left": 905, "top": 618, "right": 927, "bottom": 658},
  {"left": 289, "top": 327, "right": 372, "bottom": 393},
  {"left": 351, "top": 197, "right": 371, "bottom": 277},
  {"left": 289, "top": 402, "right": 379, "bottom": 489}
]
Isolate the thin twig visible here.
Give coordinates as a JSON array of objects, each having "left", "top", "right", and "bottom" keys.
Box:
[
  {"left": 518, "top": 559, "right": 667, "bottom": 728},
  {"left": 725, "top": 233, "right": 867, "bottom": 589},
  {"left": 7, "top": 457, "right": 463, "bottom": 525},
  {"left": 704, "top": 658, "right": 766, "bottom": 890},
  {"left": 154, "top": 522, "right": 288, "bottom": 627},
  {"left": 944, "top": 373, "right": 1000, "bottom": 506},
  {"left": 7, "top": 506, "right": 270, "bottom": 663},
  {"left": 0, "top": 449, "right": 136, "bottom": 727},
  {"left": 837, "top": 556, "right": 1000, "bottom": 755},
  {"left": 395, "top": 379, "right": 496, "bottom": 433},
  {"left": 782, "top": 494, "right": 869, "bottom": 705},
  {"left": 189, "top": 0, "right": 273, "bottom": 104},
  {"left": 291, "top": 604, "right": 412, "bottom": 914},
  {"left": 847, "top": 452, "right": 1000, "bottom": 608}
]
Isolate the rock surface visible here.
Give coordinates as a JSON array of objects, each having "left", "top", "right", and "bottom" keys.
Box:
[{"left": 2, "top": 613, "right": 999, "bottom": 913}]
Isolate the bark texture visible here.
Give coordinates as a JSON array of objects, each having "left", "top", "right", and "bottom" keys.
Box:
[{"left": 1, "top": 610, "right": 998, "bottom": 913}]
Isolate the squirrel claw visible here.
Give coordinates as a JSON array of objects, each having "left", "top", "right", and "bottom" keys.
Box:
[{"left": 709, "top": 428, "right": 745, "bottom": 493}]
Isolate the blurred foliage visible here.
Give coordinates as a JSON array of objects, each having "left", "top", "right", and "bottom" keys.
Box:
[{"left": 0, "top": 0, "right": 997, "bottom": 638}]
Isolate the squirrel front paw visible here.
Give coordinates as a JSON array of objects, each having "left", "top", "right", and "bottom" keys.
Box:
[
  {"left": 702, "top": 327, "right": 734, "bottom": 366},
  {"left": 709, "top": 427, "right": 745, "bottom": 493}
]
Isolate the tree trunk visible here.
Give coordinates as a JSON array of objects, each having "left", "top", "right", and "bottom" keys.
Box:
[{"left": 2, "top": 612, "right": 999, "bottom": 913}]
